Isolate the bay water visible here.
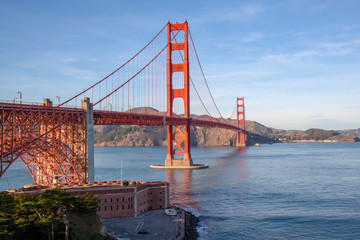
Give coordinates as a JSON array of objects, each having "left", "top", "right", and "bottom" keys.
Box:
[{"left": 1, "top": 143, "right": 359, "bottom": 239}]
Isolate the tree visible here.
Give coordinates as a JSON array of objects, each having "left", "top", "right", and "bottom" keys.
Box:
[
  {"left": 38, "top": 189, "right": 77, "bottom": 240},
  {"left": 0, "top": 189, "right": 99, "bottom": 240},
  {"left": 0, "top": 192, "right": 17, "bottom": 239},
  {"left": 76, "top": 192, "right": 98, "bottom": 213}
]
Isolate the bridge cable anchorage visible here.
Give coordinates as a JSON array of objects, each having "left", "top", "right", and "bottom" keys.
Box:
[
  {"left": 59, "top": 22, "right": 168, "bottom": 107},
  {"left": 170, "top": 31, "right": 218, "bottom": 122},
  {"left": 93, "top": 22, "right": 186, "bottom": 106},
  {"left": 188, "top": 27, "right": 224, "bottom": 120}
]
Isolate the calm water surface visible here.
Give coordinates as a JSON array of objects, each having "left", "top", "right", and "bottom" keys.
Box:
[{"left": 1, "top": 143, "right": 360, "bottom": 239}]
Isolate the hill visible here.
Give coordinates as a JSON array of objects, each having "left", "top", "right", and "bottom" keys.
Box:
[
  {"left": 94, "top": 114, "right": 359, "bottom": 146},
  {"left": 338, "top": 128, "right": 360, "bottom": 138}
]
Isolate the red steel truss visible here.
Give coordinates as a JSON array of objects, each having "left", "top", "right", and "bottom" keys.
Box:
[
  {"left": 0, "top": 102, "right": 87, "bottom": 185},
  {"left": 236, "top": 97, "right": 246, "bottom": 147},
  {"left": 0, "top": 102, "right": 243, "bottom": 185}
]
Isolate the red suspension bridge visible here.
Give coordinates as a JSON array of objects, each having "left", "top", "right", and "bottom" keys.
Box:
[{"left": 0, "top": 21, "right": 246, "bottom": 186}]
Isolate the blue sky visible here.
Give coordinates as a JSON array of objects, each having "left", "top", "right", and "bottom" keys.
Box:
[{"left": 0, "top": 0, "right": 359, "bottom": 130}]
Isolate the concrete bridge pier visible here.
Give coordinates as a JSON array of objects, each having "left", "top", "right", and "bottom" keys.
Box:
[{"left": 81, "top": 97, "right": 95, "bottom": 182}]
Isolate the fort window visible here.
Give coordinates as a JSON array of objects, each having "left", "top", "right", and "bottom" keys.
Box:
[
  {"left": 117, "top": 205, "right": 119, "bottom": 210},
  {"left": 105, "top": 199, "right": 107, "bottom": 203},
  {"left": 105, "top": 206, "right": 107, "bottom": 211},
  {"left": 98, "top": 206, "right": 101, "bottom": 211},
  {"left": 98, "top": 199, "right": 101, "bottom": 203},
  {"left": 111, "top": 206, "right": 113, "bottom": 210},
  {"left": 111, "top": 198, "right": 113, "bottom": 203},
  {"left": 122, "top": 205, "right": 124, "bottom": 210}
]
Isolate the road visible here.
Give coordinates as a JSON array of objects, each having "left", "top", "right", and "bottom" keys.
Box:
[{"left": 102, "top": 209, "right": 183, "bottom": 240}]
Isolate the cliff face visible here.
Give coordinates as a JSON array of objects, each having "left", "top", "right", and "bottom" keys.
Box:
[
  {"left": 94, "top": 126, "right": 238, "bottom": 147},
  {"left": 94, "top": 120, "right": 275, "bottom": 147},
  {"left": 95, "top": 126, "right": 167, "bottom": 147},
  {"left": 94, "top": 121, "right": 359, "bottom": 147},
  {"left": 191, "top": 127, "right": 236, "bottom": 146}
]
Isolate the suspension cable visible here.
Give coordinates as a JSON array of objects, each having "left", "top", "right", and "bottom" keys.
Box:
[
  {"left": 59, "top": 23, "right": 168, "bottom": 107},
  {"left": 188, "top": 27, "right": 224, "bottom": 119},
  {"left": 231, "top": 101, "right": 237, "bottom": 120},
  {"left": 170, "top": 31, "right": 214, "bottom": 119},
  {"left": 94, "top": 22, "right": 186, "bottom": 106}
]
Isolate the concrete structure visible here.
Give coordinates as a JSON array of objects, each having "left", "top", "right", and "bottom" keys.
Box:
[
  {"left": 150, "top": 164, "right": 208, "bottom": 169},
  {"left": 81, "top": 97, "right": 95, "bottom": 182},
  {"left": 7, "top": 180, "right": 169, "bottom": 219}
]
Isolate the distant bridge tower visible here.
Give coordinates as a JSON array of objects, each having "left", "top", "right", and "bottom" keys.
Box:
[
  {"left": 165, "top": 20, "right": 193, "bottom": 167},
  {"left": 236, "top": 97, "right": 246, "bottom": 147}
]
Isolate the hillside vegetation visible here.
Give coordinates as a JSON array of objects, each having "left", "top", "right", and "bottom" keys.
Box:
[
  {"left": 94, "top": 120, "right": 359, "bottom": 147},
  {"left": 93, "top": 108, "right": 359, "bottom": 146}
]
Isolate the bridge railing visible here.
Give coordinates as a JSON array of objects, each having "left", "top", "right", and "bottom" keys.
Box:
[
  {"left": 0, "top": 100, "right": 81, "bottom": 111},
  {"left": 0, "top": 99, "right": 44, "bottom": 106}
]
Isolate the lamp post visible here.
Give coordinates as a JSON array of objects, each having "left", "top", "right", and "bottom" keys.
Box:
[
  {"left": 13, "top": 97, "right": 18, "bottom": 103},
  {"left": 56, "top": 96, "right": 60, "bottom": 106},
  {"left": 17, "top": 91, "right": 22, "bottom": 104},
  {"left": 109, "top": 103, "right": 112, "bottom": 111}
]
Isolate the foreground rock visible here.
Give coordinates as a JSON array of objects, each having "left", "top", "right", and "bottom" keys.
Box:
[{"left": 184, "top": 210, "right": 199, "bottom": 240}]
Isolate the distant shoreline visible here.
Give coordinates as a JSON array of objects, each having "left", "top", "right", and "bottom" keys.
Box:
[
  {"left": 94, "top": 140, "right": 359, "bottom": 148},
  {"left": 281, "top": 139, "right": 359, "bottom": 143}
]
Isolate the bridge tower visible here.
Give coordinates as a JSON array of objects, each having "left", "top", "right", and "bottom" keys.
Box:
[
  {"left": 165, "top": 20, "right": 193, "bottom": 167},
  {"left": 236, "top": 97, "right": 246, "bottom": 147}
]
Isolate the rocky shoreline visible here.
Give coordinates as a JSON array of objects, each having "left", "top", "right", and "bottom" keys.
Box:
[{"left": 183, "top": 210, "right": 200, "bottom": 240}]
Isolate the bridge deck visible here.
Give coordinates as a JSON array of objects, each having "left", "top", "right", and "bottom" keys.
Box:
[
  {"left": 0, "top": 103, "right": 241, "bottom": 131},
  {"left": 93, "top": 110, "right": 241, "bottom": 131}
]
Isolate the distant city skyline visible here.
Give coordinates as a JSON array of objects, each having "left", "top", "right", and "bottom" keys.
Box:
[{"left": 0, "top": 1, "right": 359, "bottom": 130}]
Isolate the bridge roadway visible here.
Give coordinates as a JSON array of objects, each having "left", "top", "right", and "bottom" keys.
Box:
[
  {"left": 94, "top": 110, "right": 241, "bottom": 131},
  {"left": 0, "top": 101, "right": 243, "bottom": 184},
  {"left": 0, "top": 102, "right": 241, "bottom": 131}
]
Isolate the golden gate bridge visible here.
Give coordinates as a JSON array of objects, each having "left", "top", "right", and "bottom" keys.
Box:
[{"left": 0, "top": 21, "right": 246, "bottom": 186}]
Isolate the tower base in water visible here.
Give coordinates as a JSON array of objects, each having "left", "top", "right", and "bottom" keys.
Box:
[{"left": 150, "top": 163, "right": 208, "bottom": 169}]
